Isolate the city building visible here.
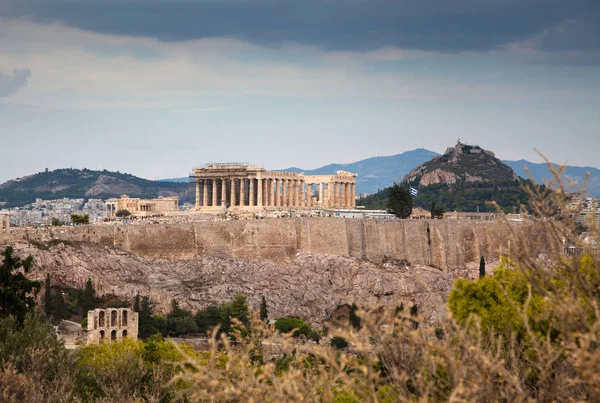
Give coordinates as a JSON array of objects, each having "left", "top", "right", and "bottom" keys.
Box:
[
  {"left": 443, "top": 211, "right": 500, "bottom": 221},
  {"left": 5, "top": 198, "right": 106, "bottom": 227},
  {"left": 105, "top": 195, "right": 179, "bottom": 218},
  {"left": 190, "top": 163, "right": 357, "bottom": 210}
]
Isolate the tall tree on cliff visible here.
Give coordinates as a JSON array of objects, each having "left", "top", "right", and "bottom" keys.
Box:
[
  {"left": 79, "top": 278, "right": 96, "bottom": 316},
  {"left": 133, "top": 293, "right": 141, "bottom": 313},
  {"left": 0, "top": 247, "right": 41, "bottom": 324},
  {"left": 44, "top": 273, "right": 52, "bottom": 317},
  {"left": 260, "top": 296, "right": 268, "bottom": 321},
  {"left": 387, "top": 183, "right": 413, "bottom": 218},
  {"left": 479, "top": 256, "right": 486, "bottom": 278},
  {"left": 138, "top": 296, "right": 155, "bottom": 339}
]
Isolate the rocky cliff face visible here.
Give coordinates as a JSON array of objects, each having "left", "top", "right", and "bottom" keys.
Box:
[
  {"left": 8, "top": 240, "right": 484, "bottom": 326},
  {"left": 403, "top": 141, "right": 518, "bottom": 187}
]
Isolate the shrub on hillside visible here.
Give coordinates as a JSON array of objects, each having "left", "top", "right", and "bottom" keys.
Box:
[{"left": 275, "top": 317, "right": 320, "bottom": 342}]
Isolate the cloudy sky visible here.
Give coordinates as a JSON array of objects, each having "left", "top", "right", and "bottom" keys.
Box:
[{"left": 1, "top": 0, "right": 599, "bottom": 182}]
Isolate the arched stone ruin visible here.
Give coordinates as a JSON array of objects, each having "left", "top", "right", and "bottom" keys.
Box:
[{"left": 86, "top": 308, "right": 138, "bottom": 344}]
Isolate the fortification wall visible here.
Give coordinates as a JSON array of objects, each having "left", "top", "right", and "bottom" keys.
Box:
[{"left": 11, "top": 218, "right": 558, "bottom": 269}]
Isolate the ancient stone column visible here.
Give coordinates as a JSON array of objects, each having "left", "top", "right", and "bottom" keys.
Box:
[
  {"left": 344, "top": 183, "right": 350, "bottom": 208},
  {"left": 195, "top": 180, "right": 201, "bottom": 208},
  {"left": 274, "top": 179, "right": 280, "bottom": 207},
  {"left": 304, "top": 183, "right": 312, "bottom": 207},
  {"left": 351, "top": 183, "right": 356, "bottom": 207},
  {"left": 249, "top": 178, "right": 255, "bottom": 207},
  {"left": 240, "top": 178, "right": 246, "bottom": 207},
  {"left": 318, "top": 183, "right": 323, "bottom": 207},
  {"left": 293, "top": 180, "right": 298, "bottom": 208},
  {"left": 282, "top": 179, "right": 288, "bottom": 207},
  {"left": 221, "top": 179, "right": 227, "bottom": 206},
  {"left": 269, "top": 179, "right": 275, "bottom": 207},
  {"left": 333, "top": 182, "right": 338, "bottom": 207},
  {"left": 231, "top": 179, "right": 237, "bottom": 206},
  {"left": 203, "top": 181, "right": 209, "bottom": 207},
  {"left": 263, "top": 179, "right": 271, "bottom": 207},
  {"left": 212, "top": 180, "right": 218, "bottom": 207},
  {"left": 257, "top": 178, "right": 263, "bottom": 207}
]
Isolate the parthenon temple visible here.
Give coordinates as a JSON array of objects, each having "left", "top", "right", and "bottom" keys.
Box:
[{"left": 190, "top": 164, "right": 357, "bottom": 210}]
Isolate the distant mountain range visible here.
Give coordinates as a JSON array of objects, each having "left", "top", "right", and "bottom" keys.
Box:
[
  {"left": 159, "top": 149, "right": 600, "bottom": 196},
  {"left": 1, "top": 150, "right": 597, "bottom": 208},
  {"left": 279, "top": 150, "right": 600, "bottom": 197}
]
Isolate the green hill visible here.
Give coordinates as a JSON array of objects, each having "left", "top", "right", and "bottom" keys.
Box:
[
  {"left": 360, "top": 141, "right": 533, "bottom": 213},
  {"left": 0, "top": 168, "right": 194, "bottom": 208}
]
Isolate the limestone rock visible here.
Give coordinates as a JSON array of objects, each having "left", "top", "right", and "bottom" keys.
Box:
[{"left": 13, "top": 241, "right": 481, "bottom": 327}]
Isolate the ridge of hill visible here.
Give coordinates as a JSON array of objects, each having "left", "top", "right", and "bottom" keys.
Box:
[
  {"left": 0, "top": 168, "right": 194, "bottom": 208},
  {"left": 402, "top": 141, "right": 519, "bottom": 187}
]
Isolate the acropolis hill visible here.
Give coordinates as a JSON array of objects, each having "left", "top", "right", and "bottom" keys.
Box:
[{"left": 1, "top": 218, "right": 559, "bottom": 325}]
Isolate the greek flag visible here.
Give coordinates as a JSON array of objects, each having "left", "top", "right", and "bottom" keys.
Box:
[{"left": 410, "top": 187, "right": 418, "bottom": 196}]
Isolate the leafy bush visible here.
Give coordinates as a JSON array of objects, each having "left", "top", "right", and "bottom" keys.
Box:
[
  {"left": 330, "top": 336, "right": 349, "bottom": 350},
  {"left": 115, "top": 209, "right": 131, "bottom": 218},
  {"left": 275, "top": 317, "right": 320, "bottom": 342}
]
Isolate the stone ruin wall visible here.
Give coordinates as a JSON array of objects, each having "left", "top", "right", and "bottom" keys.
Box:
[
  {"left": 11, "top": 218, "right": 560, "bottom": 270},
  {"left": 87, "top": 308, "right": 139, "bottom": 344}
]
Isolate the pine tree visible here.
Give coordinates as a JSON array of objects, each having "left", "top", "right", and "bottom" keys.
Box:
[
  {"left": 44, "top": 273, "right": 52, "bottom": 317},
  {"left": 479, "top": 255, "right": 486, "bottom": 278},
  {"left": 133, "top": 293, "right": 141, "bottom": 313},
  {"left": 259, "top": 295, "right": 268, "bottom": 321},
  {"left": 231, "top": 294, "right": 250, "bottom": 326},
  {"left": 0, "top": 247, "right": 41, "bottom": 324},
  {"left": 80, "top": 278, "right": 96, "bottom": 316},
  {"left": 138, "top": 296, "right": 155, "bottom": 339},
  {"left": 387, "top": 183, "right": 413, "bottom": 218},
  {"left": 51, "top": 291, "right": 67, "bottom": 321}
]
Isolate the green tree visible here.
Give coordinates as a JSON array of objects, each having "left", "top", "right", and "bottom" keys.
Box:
[
  {"left": 51, "top": 217, "right": 62, "bottom": 226},
  {"left": 230, "top": 294, "right": 250, "bottom": 327},
  {"left": 70, "top": 214, "right": 89, "bottom": 225},
  {"left": 479, "top": 255, "right": 486, "bottom": 278},
  {"left": 166, "top": 299, "right": 198, "bottom": 336},
  {"left": 0, "top": 247, "right": 41, "bottom": 323},
  {"left": 260, "top": 295, "right": 268, "bottom": 321},
  {"left": 133, "top": 293, "right": 141, "bottom": 313},
  {"left": 448, "top": 260, "right": 551, "bottom": 341},
  {"left": 115, "top": 209, "right": 131, "bottom": 218},
  {"left": 44, "top": 273, "right": 52, "bottom": 317},
  {"left": 195, "top": 305, "right": 222, "bottom": 335},
  {"left": 138, "top": 296, "right": 156, "bottom": 340},
  {"left": 275, "top": 317, "right": 320, "bottom": 342},
  {"left": 387, "top": 183, "right": 412, "bottom": 218},
  {"left": 51, "top": 291, "right": 68, "bottom": 322},
  {"left": 79, "top": 278, "right": 96, "bottom": 316},
  {"left": 430, "top": 202, "right": 444, "bottom": 219}
]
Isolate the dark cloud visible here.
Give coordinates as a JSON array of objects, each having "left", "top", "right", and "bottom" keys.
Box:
[
  {"left": 2, "top": 0, "right": 596, "bottom": 52},
  {"left": 0, "top": 69, "right": 31, "bottom": 97},
  {"left": 534, "top": 11, "right": 600, "bottom": 52}
]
